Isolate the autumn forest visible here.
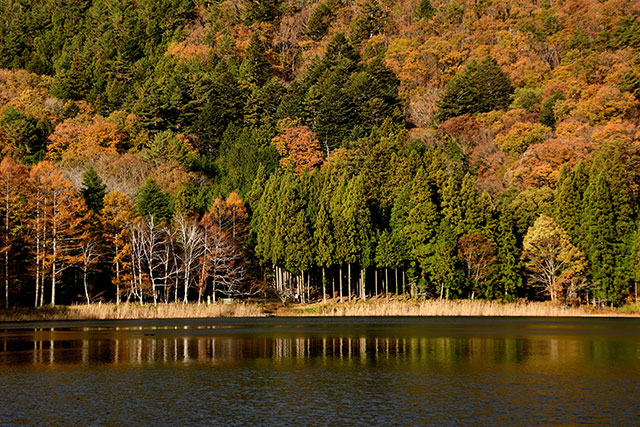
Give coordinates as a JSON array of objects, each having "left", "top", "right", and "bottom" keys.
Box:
[{"left": 0, "top": 0, "right": 639, "bottom": 308}]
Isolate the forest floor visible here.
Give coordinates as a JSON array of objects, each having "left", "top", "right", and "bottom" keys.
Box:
[{"left": 0, "top": 298, "right": 638, "bottom": 322}]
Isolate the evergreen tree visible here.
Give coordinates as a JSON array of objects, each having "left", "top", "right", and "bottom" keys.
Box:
[
  {"left": 314, "top": 197, "right": 335, "bottom": 301},
  {"left": 582, "top": 173, "right": 627, "bottom": 304},
  {"left": 554, "top": 165, "right": 583, "bottom": 245},
  {"left": 405, "top": 168, "right": 440, "bottom": 291},
  {"left": 416, "top": 0, "right": 435, "bottom": 19},
  {"left": 436, "top": 56, "right": 513, "bottom": 121},
  {"left": 241, "top": 33, "right": 271, "bottom": 88},
  {"left": 428, "top": 220, "right": 461, "bottom": 300},
  {"left": 135, "top": 178, "right": 173, "bottom": 222},
  {"left": 495, "top": 207, "right": 522, "bottom": 300},
  {"left": 80, "top": 165, "right": 107, "bottom": 213},
  {"left": 350, "top": 0, "right": 386, "bottom": 43}
]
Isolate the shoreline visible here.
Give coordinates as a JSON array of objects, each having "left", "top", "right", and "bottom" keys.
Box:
[{"left": 0, "top": 298, "right": 638, "bottom": 322}]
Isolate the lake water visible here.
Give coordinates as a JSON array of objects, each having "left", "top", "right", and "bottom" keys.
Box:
[{"left": 0, "top": 316, "right": 638, "bottom": 426}]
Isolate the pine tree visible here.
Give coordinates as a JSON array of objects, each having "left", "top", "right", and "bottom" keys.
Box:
[
  {"left": 80, "top": 165, "right": 107, "bottom": 213},
  {"left": 135, "top": 178, "right": 173, "bottom": 223}
]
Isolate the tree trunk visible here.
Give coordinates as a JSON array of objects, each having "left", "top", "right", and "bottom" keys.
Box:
[
  {"left": 439, "top": 281, "right": 444, "bottom": 301},
  {"left": 331, "top": 268, "right": 335, "bottom": 301},
  {"left": 374, "top": 269, "right": 378, "bottom": 297},
  {"left": 339, "top": 265, "right": 343, "bottom": 303},
  {"left": 84, "top": 269, "right": 90, "bottom": 305},
  {"left": 115, "top": 236, "right": 120, "bottom": 306},
  {"left": 385, "top": 268, "right": 389, "bottom": 300},
  {"left": 322, "top": 267, "right": 327, "bottom": 305},
  {"left": 51, "top": 192, "right": 57, "bottom": 307},
  {"left": 348, "top": 263, "right": 352, "bottom": 302},
  {"left": 4, "top": 187, "right": 8, "bottom": 309},
  {"left": 35, "top": 199, "right": 40, "bottom": 308},
  {"left": 360, "top": 266, "right": 366, "bottom": 302},
  {"left": 395, "top": 267, "right": 399, "bottom": 296}
]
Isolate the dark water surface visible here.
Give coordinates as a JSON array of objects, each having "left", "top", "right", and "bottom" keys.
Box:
[{"left": 0, "top": 316, "right": 638, "bottom": 426}]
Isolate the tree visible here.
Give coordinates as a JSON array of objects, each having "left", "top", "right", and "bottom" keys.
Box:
[
  {"left": 314, "top": 197, "right": 334, "bottom": 303},
  {"left": 135, "top": 178, "right": 173, "bottom": 223},
  {"left": 80, "top": 164, "right": 107, "bottom": 213},
  {"left": 416, "top": 0, "right": 435, "bottom": 20},
  {"left": 495, "top": 207, "right": 521, "bottom": 301},
  {"left": 271, "top": 121, "right": 325, "bottom": 174},
  {"left": 0, "top": 106, "right": 47, "bottom": 165},
  {"left": 457, "top": 233, "right": 496, "bottom": 300},
  {"left": 0, "top": 157, "right": 29, "bottom": 308},
  {"left": 523, "top": 215, "right": 588, "bottom": 304},
  {"left": 30, "top": 161, "right": 88, "bottom": 306},
  {"left": 241, "top": 33, "right": 271, "bottom": 88},
  {"left": 101, "top": 190, "right": 137, "bottom": 305},
  {"left": 436, "top": 56, "right": 513, "bottom": 121},
  {"left": 405, "top": 168, "right": 439, "bottom": 292},
  {"left": 350, "top": 0, "right": 387, "bottom": 43}
]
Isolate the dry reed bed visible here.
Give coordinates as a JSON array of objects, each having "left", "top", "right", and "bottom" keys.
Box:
[
  {"left": 1, "top": 299, "right": 635, "bottom": 322},
  {"left": 304, "top": 299, "right": 621, "bottom": 317},
  {"left": 0, "top": 302, "right": 264, "bottom": 322}
]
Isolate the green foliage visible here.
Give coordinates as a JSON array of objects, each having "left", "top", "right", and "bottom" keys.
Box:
[
  {"left": 80, "top": 165, "right": 107, "bottom": 213},
  {"left": 349, "top": 0, "right": 387, "bottom": 44},
  {"left": 0, "top": 106, "right": 48, "bottom": 165},
  {"left": 307, "top": 0, "right": 340, "bottom": 41},
  {"left": 512, "top": 87, "right": 542, "bottom": 112},
  {"left": 241, "top": 33, "right": 272, "bottom": 88},
  {"left": 244, "top": 0, "right": 282, "bottom": 23},
  {"left": 436, "top": 56, "right": 513, "bottom": 121},
  {"left": 495, "top": 207, "right": 522, "bottom": 300},
  {"left": 416, "top": 0, "right": 435, "bottom": 20},
  {"left": 135, "top": 177, "right": 173, "bottom": 222},
  {"left": 539, "top": 91, "right": 563, "bottom": 128}
]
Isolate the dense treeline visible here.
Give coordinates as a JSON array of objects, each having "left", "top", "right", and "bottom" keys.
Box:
[{"left": 0, "top": 0, "right": 639, "bottom": 307}]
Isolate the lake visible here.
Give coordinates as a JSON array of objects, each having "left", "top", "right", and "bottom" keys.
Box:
[{"left": 0, "top": 316, "right": 638, "bottom": 426}]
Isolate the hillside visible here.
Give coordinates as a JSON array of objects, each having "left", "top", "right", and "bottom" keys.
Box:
[{"left": 0, "top": 0, "right": 639, "bottom": 307}]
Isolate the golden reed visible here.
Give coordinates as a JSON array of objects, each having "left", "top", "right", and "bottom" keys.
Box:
[{"left": 0, "top": 298, "right": 636, "bottom": 322}]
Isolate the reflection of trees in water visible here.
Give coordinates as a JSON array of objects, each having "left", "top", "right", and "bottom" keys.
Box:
[{"left": 0, "top": 329, "right": 623, "bottom": 367}]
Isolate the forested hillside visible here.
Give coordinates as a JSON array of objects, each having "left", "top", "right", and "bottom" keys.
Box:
[{"left": 0, "top": 0, "right": 639, "bottom": 307}]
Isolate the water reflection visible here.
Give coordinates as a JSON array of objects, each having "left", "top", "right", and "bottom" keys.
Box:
[{"left": 1, "top": 325, "right": 637, "bottom": 367}]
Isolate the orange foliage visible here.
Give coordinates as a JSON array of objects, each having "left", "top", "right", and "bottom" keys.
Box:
[
  {"left": 506, "top": 135, "right": 592, "bottom": 188},
  {"left": 272, "top": 122, "right": 325, "bottom": 174}
]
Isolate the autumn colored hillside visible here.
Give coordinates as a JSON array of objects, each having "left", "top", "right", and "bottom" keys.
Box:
[{"left": 0, "top": 0, "right": 639, "bottom": 308}]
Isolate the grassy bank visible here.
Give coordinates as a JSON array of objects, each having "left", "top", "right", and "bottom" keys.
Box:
[{"left": 1, "top": 298, "right": 637, "bottom": 322}]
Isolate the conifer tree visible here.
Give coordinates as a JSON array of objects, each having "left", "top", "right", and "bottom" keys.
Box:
[
  {"left": 241, "top": 33, "right": 271, "bottom": 88},
  {"left": 416, "top": 0, "right": 435, "bottom": 19},
  {"left": 405, "top": 168, "right": 439, "bottom": 290},
  {"left": 495, "top": 207, "right": 522, "bottom": 300},
  {"left": 436, "top": 56, "right": 513, "bottom": 121},
  {"left": 582, "top": 173, "right": 622, "bottom": 304},
  {"left": 135, "top": 178, "right": 173, "bottom": 223},
  {"left": 80, "top": 165, "right": 107, "bottom": 213},
  {"left": 428, "top": 220, "right": 460, "bottom": 300},
  {"left": 314, "top": 198, "right": 334, "bottom": 303}
]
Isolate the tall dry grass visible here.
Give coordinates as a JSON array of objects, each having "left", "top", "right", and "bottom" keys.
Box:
[
  {"left": 1, "top": 298, "right": 634, "bottom": 322},
  {"left": 296, "top": 298, "right": 623, "bottom": 317},
  {"left": 0, "top": 302, "right": 264, "bottom": 322}
]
